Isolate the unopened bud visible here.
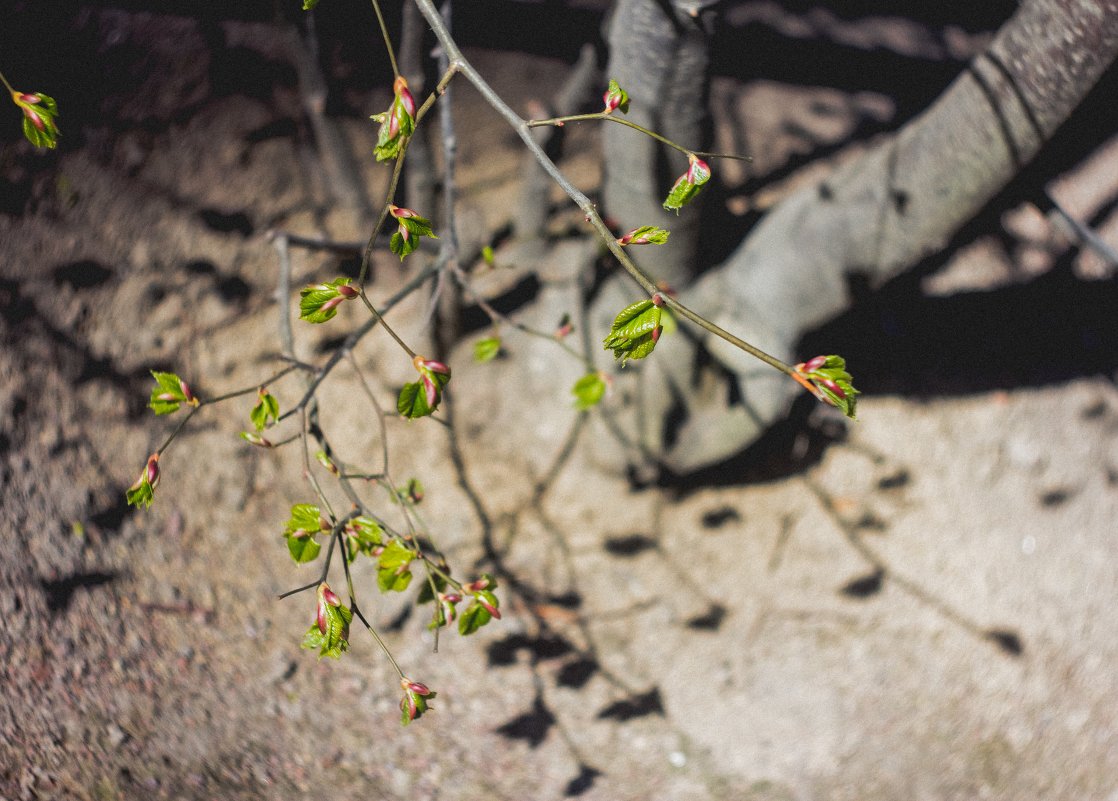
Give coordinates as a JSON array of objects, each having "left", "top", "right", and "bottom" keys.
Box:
[
  {"left": 478, "top": 598, "right": 502, "bottom": 620},
  {"left": 336, "top": 283, "right": 359, "bottom": 299},
  {"left": 651, "top": 326, "right": 662, "bottom": 344},
  {"left": 818, "top": 377, "right": 846, "bottom": 400},
  {"left": 144, "top": 454, "right": 160, "bottom": 488},
  {"left": 393, "top": 76, "right": 416, "bottom": 118},
  {"left": 319, "top": 583, "right": 342, "bottom": 607},
  {"left": 19, "top": 93, "right": 41, "bottom": 104},
  {"left": 802, "top": 355, "right": 827, "bottom": 373}
]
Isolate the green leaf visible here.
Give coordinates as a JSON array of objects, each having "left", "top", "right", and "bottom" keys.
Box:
[
  {"left": 604, "top": 78, "right": 630, "bottom": 114},
  {"left": 302, "top": 604, "right": 352, "bottom": 659},
  {"left": 473, "top": 336, "right": 501, "bottom": 363},
  {"left": 457, "top": 591, "right": 500, "bottom": 636},
  {"left": 572, "top": 373, "right": 607, "bottom": 410},
  {"left": 396, "top": 381, "right": 430, "bottom": 418},
  {"left": 663, "top": 157, "right": 711, "bottom": 213},
  {"left": 287, "top": 535, "right": 321, "bottom": 563},
  {"left": 802, "top": 355, "right": 859, "bottom": 419},
  {"left": 125, "top": 480, "right": 154, "bottom": 509},
  {"left": 283, "top": 504, "right": 325, "bottom": 563},
  {"left": 602, "top": 300, "right": 662, "bottom": 365},
  {"left": 377, "top": 540, "right": 415, "bottom": 592},
  {"left": 250, "top": 389, "right": 280, "bottom": 431},
  {"left": 302, "top": 0, "right": 320, "bottom": 9},
  {"left": 389, "top": 214, "right": 437, "bottom": 261},
  {"left": 16, "top": 93, "right": 60, "bottom": 149},
  {"left": 372, "top": 93, "right": 416, "bottom": 162},
  {"left": 345, "top": 516, "right": 383, "bottom": 562},
  {"left": 618, "top": 225, "right": 670, "bottom": 246},
  {"left": 148, "top": 371, "right": 196, "bottom": 415},
  {"left": 299, "top": 277, "right": 355, "bottom": 324}
]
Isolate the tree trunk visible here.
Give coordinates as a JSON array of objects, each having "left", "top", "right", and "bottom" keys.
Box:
[
  {"left": 613, "top": 0, "right": 1118, "bottom": 472},
  {"left": 602, "top": 0, "right": 717, "bottom": 287}
]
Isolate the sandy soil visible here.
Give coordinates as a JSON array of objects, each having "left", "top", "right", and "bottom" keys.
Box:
[{"left": 2, "top": 5, "right": 1117, "bottom": 800}]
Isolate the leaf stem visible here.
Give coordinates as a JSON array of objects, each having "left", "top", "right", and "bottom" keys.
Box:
[
  {"left": 0, "top": 70, "right": 15, "bottom": 96},
  {"left": 527, "top": 112, "right": 752, "bottom": 163}
]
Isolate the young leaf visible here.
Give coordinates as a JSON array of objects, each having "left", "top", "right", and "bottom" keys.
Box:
[
  {"left": 603, "top": 79, "right": 630, "bottom": 114},
  {"left": 302, "top": 0, "right": 320, "bottom": 9},
  {"left": 663, "top": 156, "right": 711, "bottom": 213},
  {"left": 299, "top": 277, "right": 358, "bottom": 324},
  {"left": 345, "top": 515, "right": 383, "bottom": 561},
  {"left": 148, "top": 371, "right": 198, "bottom": 415},
  {"left": 125, "top": 454, "right": 160, "bottom": 509},
  {"left": 283, "top": 504, "right": 325, "bottom": 564},
  {"left": 12, "top": 92, "right": 60, "bottom": 149},
  {"left": 400, "top": 680, "right": 437, "bottom": 725},
  {"left": 797, "top": 355, "right": 860, "bottom": 419},
  {"left": 302, "top": 604, "right": 352, "bottom": 659},
  {"left": 250, "top": 388, "right": 280, "bottom": 431},
  {"left": 388, "top": 207, "right": 437, "bottom": 261},
  {"left": 572, "top": 373, "right": 607, "bottom": 410},
  {"left": 397, "top": 357, "right": 451, "bottom": 418},
  {"left": 376, "top": 540, "right": 415, "bottom": 592},
  {"left": 474, "top": 336, "right": 501, "bottom": 363},
  {"left": 373, "top": 77, "right": 417, "bottom": 162},
  {"left": 458, "top": 590, "right": 501, "bottom": 635},
  {"left": 617, "top": 225, "right": 670, "bottom": 246},
  {"left": 602, "top": 299, "right": 663, "bottom": 365}
]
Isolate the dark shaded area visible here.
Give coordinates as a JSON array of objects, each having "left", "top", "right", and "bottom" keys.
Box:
[
  {"left": 840, "top": 569, "right": 885, "bottom": 599},
  {"left": 52, "top": 260, "right": 115, "bottom": 289},
  {"left": 564, "top": 763, "right": 604, "bottom": 797},
  {"left": 0, "top": 278, "right": 153, "bottom": 417},
  {"left": 701, "top": 506, "right": 741, "bottom": 528},
  {"left": 215, "top": 275, "right": 252, "bottom": 305},
  {"left": 198, "top": 208, "right": 254, "bottom": 237},
  {"left": 686, "top": 603, "right": 727, "bottom": 631},
  {"left": 603, "top": 533, "right": 656, "bottom": 557},
  {"left": 494, "top": 695, "right": 556, "bottom": 748},
  {"left": 877, "top": 469, "right": 910, "bottom": 490},
  {"left": 88, "top": 493, "right": 135, "bottom": 535},
  {"left": 458, "top": 274, "right": 542, "bottom": 337},
  {"left": 556, "top": 657, "right": 598, "bottom": 689},
  {"left": 985, "top": 628, "right": 1024, "bottom": 657},
  {"left": 39, "top": 571, "right": 118, "bottom": 613},
  {"left": 597, "top": 688, "right": 664, "bottom": 722},
  {"left": 1038, "top": 488, "right": 1072, "bottom": 508},
  {"left": 487, "top": 632, "right": 575, "bottom": 667},
  {"left": 800, "top": 269, "right": 1118, "bottom": 399}
]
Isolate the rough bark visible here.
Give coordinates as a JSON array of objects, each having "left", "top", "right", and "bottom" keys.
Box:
[{"left": 617, "top": 0, "right": 1118, "bottom": 472}]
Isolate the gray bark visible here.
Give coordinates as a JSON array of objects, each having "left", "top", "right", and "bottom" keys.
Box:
[
  {"left": 602, "top": 0, "right": 715, "bottom": 287},
  {"left": 606, "top": 0, "right": 1118, "bottom": 472}
]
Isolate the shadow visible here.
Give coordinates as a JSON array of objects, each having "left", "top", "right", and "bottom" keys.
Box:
[
  {"left": 39, "top": 571, "right": 118, "bottom": 614},
  {"left": 596, "top": 688, "right": 664, "bottom": 722},
  {"left": 564, "top": 764, "right": 604, "bottom": 797},
  {"left": 602, "top": 533, "right": 657, "bottom": 557},
  {"left": 52, "top": 260, "right": 115, "bottom": 290},
  {"left": 487, "top": 632, "right": 575, "bottom": 667},
  {"left": 495, "top": 694, "right": 557, "bottom": 748}
]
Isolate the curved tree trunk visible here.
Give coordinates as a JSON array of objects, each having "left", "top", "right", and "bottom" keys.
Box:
[
  {"left": 602, "top": 0, "right": 717, "bottom": 287},
  {"left": 627, "top": 0, "right": 1118, "bottom": 472}
]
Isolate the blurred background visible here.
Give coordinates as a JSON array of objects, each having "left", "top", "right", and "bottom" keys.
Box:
[{"left": 1, "top": 2, "right": 1116, "bottom": 799}]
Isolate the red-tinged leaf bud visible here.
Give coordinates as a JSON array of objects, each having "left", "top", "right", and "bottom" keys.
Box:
[
  {"left": 390, "top": 205, "right": 418, "bottom": 219},
  {"left": 336, "top": 283, "right": 359, "bottom": 299},
  {"left": 686, "top": 156, "right": 710, "bottom": 184},
  {"left": 479, "top": 599, "right": 502, "bottom": 620},
  {"left": 25, "top": 109, "right": 44, "bottom": 131},
  {"left": 240, "top": 431, "right": 272, "bottom": 448},
  {"left": 651, "top": 325, "right": 662, "bottom": 344},
  {"left": 818, "top": 377, "right": 846, "bottom": 400},
  {"left": 422, "top": 374, "right": 438, "bottom": 409},
  {"left": 439, "top": 592, "right": 462, "bottom": 604},
  {"left": 144, "top": 454, "right": 160, "bottom": 489},
  {"left": 320, "top": 583, "right": 342, "bottom": 607},
  {"left": 463, "top": 577, "right": 490, "bottom": 593},
  {"left": 19, "top": 93, "right": 41, "bottom": 104},
  {"left": 802, "top": 355, "right": 828, "bottom": 373},
  {"left": 179, "top": 379, "right": 197, "bottom": 405},
  {"left": 155, "top": 392, "right": 179, "bottom": 402},
  {"left": 320, "top": 295, "right": 346, "bottom": 314},
  {"left": 318, "top": 516, "right": 332, "bottom": 532},
  {"left": 393, "top": 76, "right": 416, "bottom": 118},
  {"left": 651, "top": 293, "right": 664, "bottom": 307},
  {"left": 316, "top": 600, "right": 328, "bottom": 635},
  {"left": 403, "top": 693, "right": 419, "bottom": 721},
  {"left": 555, "top": 323, "right": 573, "bottom": 339},
  {"left": 402, "top": 679, "right": 431, "bottom": 696}
]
